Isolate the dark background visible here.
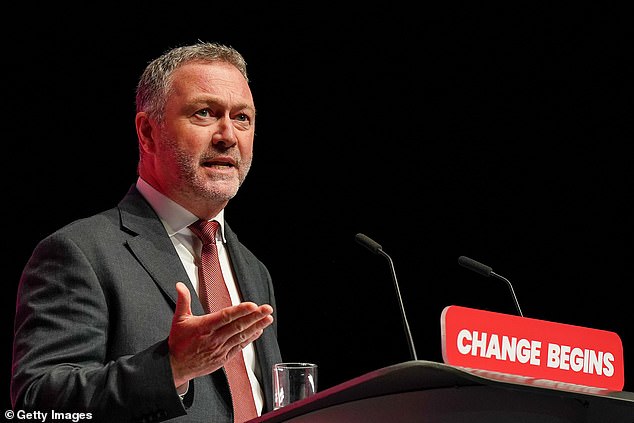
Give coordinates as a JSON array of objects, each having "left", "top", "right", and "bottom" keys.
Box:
[{"left": 4, "top": 3, "right": 632, "bottom": 413}]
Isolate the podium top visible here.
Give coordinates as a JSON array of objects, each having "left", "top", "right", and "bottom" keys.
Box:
[{"left": 250, "top": 360, "right": 633, "bottom": 423}]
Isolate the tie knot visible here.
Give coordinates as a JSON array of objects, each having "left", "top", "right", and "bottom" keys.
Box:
[{"left": 189, "top": 219, "right": 220, "bottom": 245}]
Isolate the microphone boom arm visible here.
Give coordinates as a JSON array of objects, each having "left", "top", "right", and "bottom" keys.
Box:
[
  {"left": 458, "top": 256, "right": 524, "bottom": 317},
  {"left": 377, "top": 249, "right": 418, "bottom": 361},
  {"left": 491, "top": 271, "right": 523, "bottom": 317}
]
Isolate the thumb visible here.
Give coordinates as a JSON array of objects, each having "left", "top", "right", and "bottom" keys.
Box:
[{"left": 173, "top": 281, "right": 193, "bottom": 322}]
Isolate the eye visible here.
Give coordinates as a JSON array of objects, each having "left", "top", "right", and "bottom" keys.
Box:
[
  {"left": 195, "top": 109, "right": 212, "bottom": 118},
  {"left": 233, "top": 113, "right": 253, "bottom": 130}
]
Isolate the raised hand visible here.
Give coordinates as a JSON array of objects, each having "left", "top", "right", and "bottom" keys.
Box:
[{"left": 168, "top": 282, "right": 274, "bottom": 389}]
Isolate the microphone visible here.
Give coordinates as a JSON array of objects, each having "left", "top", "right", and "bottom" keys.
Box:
[
  {"left": 355, "top": 233, "right": 418, "bottom": 361},
  {"left": 457, "top": 256, "right": 524, "bottom": 317}
]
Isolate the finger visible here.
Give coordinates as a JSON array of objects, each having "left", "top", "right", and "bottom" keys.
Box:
[
  {"left": 225, "top": 314, "right": 274, "bottom": 348},
  {"left": 173, "top": 282, "right": 193, "bottom": 322},
  {"left": 223, "top": 308, "right": 273, "bottom": 337},
  {"left": 206, "top": 302, "right": 272, "bottom": 329},
  {"left": 226, "top": 329, "right": 265, "bottom": 360},
  {"left": 203, "top": 309, "right": 272, "bottom": 350}
]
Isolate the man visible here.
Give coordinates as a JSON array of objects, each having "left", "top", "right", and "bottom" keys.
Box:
[{"left": 11, "top": 41, "right": 282, "bottom": 423}]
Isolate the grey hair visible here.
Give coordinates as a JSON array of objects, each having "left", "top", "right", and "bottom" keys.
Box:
[{"left": 135, "top": 41, "right": 249, "bottom": 122}]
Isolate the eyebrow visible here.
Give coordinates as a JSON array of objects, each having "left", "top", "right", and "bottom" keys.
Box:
[{"left": 190, "top": 95, "right": 255, "bottom": 113}]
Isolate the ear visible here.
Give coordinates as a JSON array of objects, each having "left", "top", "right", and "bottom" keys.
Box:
[{"left": 135, "top": 112, "right": 157, "bottom": 154}]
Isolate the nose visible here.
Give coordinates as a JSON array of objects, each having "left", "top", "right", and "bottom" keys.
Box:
[{"left": 211, "top": 116, "right": 237, "bottom": 148}]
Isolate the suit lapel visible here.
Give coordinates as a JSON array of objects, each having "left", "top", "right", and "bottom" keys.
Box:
[
  {"left": 117, "top": 185, "right": 206, "bottom": 316},
  {"left": 224, "top": 226, "right": 265, "bottom": 305}
]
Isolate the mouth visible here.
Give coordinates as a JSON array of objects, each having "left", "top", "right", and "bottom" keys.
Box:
[{"left": 202, "top": 157, "right": 237, "bottom": 169}]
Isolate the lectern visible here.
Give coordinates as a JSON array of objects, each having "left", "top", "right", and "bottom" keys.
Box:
[{"left": 250, "top": 360, "right": 634, "bottom": 423}]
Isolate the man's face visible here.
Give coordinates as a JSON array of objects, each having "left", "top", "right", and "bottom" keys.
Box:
[{"left": 144, "top": 61, "right": 255, "bottom": 213}]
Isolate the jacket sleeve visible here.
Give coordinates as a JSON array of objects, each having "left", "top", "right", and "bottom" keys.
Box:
[{"left": 10, "top": 232, "right": 186, "bottom": 423}]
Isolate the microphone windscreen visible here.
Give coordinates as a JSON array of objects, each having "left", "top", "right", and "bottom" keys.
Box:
[
  {"left": 355, "top": 233, "right": 382, "bottom": 254},
  {"left": 458, "top": 256, "right": 493, "bottom": 277}
]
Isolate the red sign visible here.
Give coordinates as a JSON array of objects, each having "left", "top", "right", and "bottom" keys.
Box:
[{"left": 441, "top": 305, "right": 624, "bottom": 391}]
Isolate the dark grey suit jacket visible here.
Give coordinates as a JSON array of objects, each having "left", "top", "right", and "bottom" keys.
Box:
[{"left": 11, "top": 185, "right": 282, "bottom": 422}]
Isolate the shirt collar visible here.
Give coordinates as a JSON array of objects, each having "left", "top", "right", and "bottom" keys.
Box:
[{"left": 135, "top": 177, "right": 226, "bottom": 242}]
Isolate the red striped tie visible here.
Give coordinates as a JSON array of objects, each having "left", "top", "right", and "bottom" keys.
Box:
[{"left": 189, "top": 219, "right": 258, "bottom": 423}]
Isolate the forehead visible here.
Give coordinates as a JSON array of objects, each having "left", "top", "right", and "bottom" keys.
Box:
[{"left": 169, "top": 61, "right": 253, "bottom": 103}]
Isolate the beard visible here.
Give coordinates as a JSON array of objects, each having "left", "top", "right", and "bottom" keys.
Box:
[{"left": 162, "top": 133, "right": 252, "bottom": 205}]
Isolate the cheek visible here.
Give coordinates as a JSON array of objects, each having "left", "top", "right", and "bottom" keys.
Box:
[
  {"left": 165, "top": 126, "right": 210, "bottom": 152},
  {"left": 238, "top": 135, "right": 254, "bottom": 157},
  {"left": 239, "top": 145, "right": 254, "bottom": 160}
]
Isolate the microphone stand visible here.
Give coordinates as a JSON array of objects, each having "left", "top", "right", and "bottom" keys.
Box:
[{"left": 378, "top": 249, "right": 418, "bottom": 361}]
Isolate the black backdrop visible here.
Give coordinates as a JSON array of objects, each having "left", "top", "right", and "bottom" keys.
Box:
[{"left": 4, "top": 3, "right": 632, "bottom": 413}]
